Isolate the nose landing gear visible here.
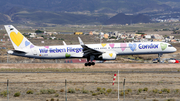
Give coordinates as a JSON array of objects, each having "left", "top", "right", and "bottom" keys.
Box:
[{"left": 158, "top": 53, "right": 163, "bottom": 63}]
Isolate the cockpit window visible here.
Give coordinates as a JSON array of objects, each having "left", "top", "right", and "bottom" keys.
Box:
[{"left": 168, "top": 45, "right": 173, "bottom": 47}]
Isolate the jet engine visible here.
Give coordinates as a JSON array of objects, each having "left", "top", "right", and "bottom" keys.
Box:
[{"left": 101, "top": 52, "right": 116, "bottom": 60}]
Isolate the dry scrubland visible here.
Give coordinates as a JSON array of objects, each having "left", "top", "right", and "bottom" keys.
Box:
[{"left": 0, "top": 64, "right": 179, "bottom": 101}]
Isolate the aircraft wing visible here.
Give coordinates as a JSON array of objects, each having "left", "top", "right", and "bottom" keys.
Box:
[
  {"left": 78, "top": 37, "right": 102, "bottom": 57},
  {"left": 81, "top": 45, "right": 102, "bottom": 56}
]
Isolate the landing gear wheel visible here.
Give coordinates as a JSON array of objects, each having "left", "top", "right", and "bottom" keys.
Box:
[
  {"left": 158, "top": 60, "right": 160, "bottom": 63},
  {"left": 85, "top": 63, "right": 92, "bottom": 66},
  {"left": 91, "top": 62, "right": 95, "bottom": 65},
  {"left": 85, "top": 63, "right": 88, "bottom": 66},
  {"left": 88, "top": 62, "right": 91, "bottom": 66},
  {"left": 84, "top": 62, "right": 95, "bottom": 66}
]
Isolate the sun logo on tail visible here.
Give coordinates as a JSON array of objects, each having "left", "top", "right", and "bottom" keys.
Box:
[{"left": 10, "top": 32, "right": 24, "bottom": 46}]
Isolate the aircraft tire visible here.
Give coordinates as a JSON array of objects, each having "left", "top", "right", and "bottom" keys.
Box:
[
  {"left": 91, "top": 62, "right": 95, "bottom": 65},
  {"left": 85, "top": 63, "right": 88, "bottom": 66},
  {"left": 88, "top": 63, "right": 91, "bottom": 66},
  {"left": 158, "top": 60, "right": 160, "bottom": 63}
]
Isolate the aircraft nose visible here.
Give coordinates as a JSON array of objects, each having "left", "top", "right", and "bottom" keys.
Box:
[{"left": 173, "top": 47, "right": 177, "bottom": 52}]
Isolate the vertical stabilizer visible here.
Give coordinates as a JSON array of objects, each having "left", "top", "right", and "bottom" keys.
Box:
[{"left": 4, "top": 25, "right": 34, "bottom": 50}]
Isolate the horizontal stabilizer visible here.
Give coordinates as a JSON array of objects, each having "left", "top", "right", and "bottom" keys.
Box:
[
  {"left": 14, "top": 48, "right": 29, "bottom": 53},
  {"left": 63, "top": 41, "right": 67, "bottom": 45},
  {"left": 7, "top": 49, "right": 27, "bottom": 54},
  {"left": 13, "top": 50, "right": 27, "bottom": 54}
]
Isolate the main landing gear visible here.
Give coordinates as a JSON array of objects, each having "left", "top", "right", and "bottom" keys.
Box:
[
  {"left": 84, "top": 55, "right": 95, "bottom": 66},
  {"left": 85, "top": 62, "right": 95, "bottom": 66}
]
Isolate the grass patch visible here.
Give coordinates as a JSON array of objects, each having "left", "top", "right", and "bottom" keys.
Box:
[
  {"left": 161, "top": 88, "right": 170, "bottom": 93},
  {"left": 159, "top": 91, "right": 162, "bottom": 94},
  {"left": 54, "top": 93, "right": 59, "bottom": 97},
  {"left": 0, "top": 91, "right": 9, "bottom": 97},
  {"left": 127, "top": 88, "right": 132, "bottom": 93},
  {"left": 166, "top": 99, "right": 175, "bottom": 101},
  {"left": 50, "top": 98, "right": 54, "bottom": 101},
  {"left": 75, "top": 88, "right": 80, "bottom": 91},
  {"left": 97, "top": 87, "right": 101, "bottom": 91},
  {"left": 60, "top": 89, "right": 64, "bottom": 92},
  {"left": 14, "top": 92, "right": 20, "bottom": 97},
  {"left": 120, "top": 91, "right": 124, "bottom": 96},
  {"left": 106, "top": 89, "right": 112, "bottom": 94},
  {"left": 0, "top": 68, "right": 88, "bottom": 72},
  {"left": 82, "top": 89, "right": 89, "bottom": 94},
  {"left": 138, "top": 88, "right": 143, "bottom": 93},
  {"left": 174, "top": 89, "right": 179, "bottom": 93},
  {"left": 40, "top": 89, "right": 56, "bottom": 94},
  {"left": 99, "top": 89, "right": 105, "bottom": 94},
  {"left": 92, "top": 93, "right": 97, "bottom": 96},
  {"left": 152, "top": 99, "right": 159, "bottom": 101},
  {"left": 68, "top": 88, "right": 75, "bottom": 93},
  {"left": 143, "top": 87, "right": 148, "bottom": 92},
  {"left": 152, "top": 89, "right": 158, "bottom": 94},
  {"left": 26, "top": 90, "right": 33, "bottom": 94}
]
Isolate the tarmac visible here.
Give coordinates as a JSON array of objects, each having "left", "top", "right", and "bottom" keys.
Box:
[{"left": 0, "top": 63, "right": 179, "bottom": 69}]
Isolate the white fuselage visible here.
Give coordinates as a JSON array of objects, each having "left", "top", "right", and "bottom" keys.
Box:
[{"left": 8, "top": 42, "right": 177, "bottom": 59}]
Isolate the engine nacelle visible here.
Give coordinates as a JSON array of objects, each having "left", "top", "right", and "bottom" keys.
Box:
[{"left": 102, "top": 52, "right": 116, "bottom": 60}]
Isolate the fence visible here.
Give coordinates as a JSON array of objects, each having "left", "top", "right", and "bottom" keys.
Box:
[{"left": 0, "top": 68, "right": 179, "bottom": 101}]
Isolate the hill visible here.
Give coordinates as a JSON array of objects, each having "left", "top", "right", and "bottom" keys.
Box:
[
  {"left": 104, "top": 13, "right": 151, "bottom": 25},
  {"left": 0, "top": 0, "right": 180, "bottom": 14},
  {"left": 0, "top": 8, "right": 109, "bottom": 25},
  {"left": 0, "top": 13, "right": 12, "bottom": 23},
  {"left": 0, "top": 0, "right": 180, "bottom": 25},
  {"left": 0, "top": 7, "right": 152, "bottom": 25}
]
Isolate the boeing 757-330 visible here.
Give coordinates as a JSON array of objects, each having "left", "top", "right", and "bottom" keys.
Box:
[{"left": 4, "top": 25, "right": 177, "bottom": 66}]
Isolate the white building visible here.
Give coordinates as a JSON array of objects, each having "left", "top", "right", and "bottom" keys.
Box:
[
  {"left": 144, "top": 35, "right": 151, "bottom": 39},
  {"left": 151, "top": 34, "right": 164, "bottom": 39},
  {"left": 29, "top": 33, "right": 36, "bottom": 38}
]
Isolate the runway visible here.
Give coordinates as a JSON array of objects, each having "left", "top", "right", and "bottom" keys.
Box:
[
  {"left": 0, "top": 70, "right": 179, "bottom": 73},
  {"left": 0, "top": 63, "right": 179, "bottom": 69},
  {"left": 0, "top": 63, "right": 179, "bottom": 74}
]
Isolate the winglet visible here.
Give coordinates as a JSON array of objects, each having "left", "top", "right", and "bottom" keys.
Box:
[
  {"left": 78, "top": 37, "right": 84, "bottom": 45},
  {"left": 63, "top": 41, "right": 67, "bottom": 46}
]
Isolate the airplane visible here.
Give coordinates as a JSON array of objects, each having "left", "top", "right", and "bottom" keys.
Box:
[{"left": 4, "top": 25, "right": 177, "bottom": 66}]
